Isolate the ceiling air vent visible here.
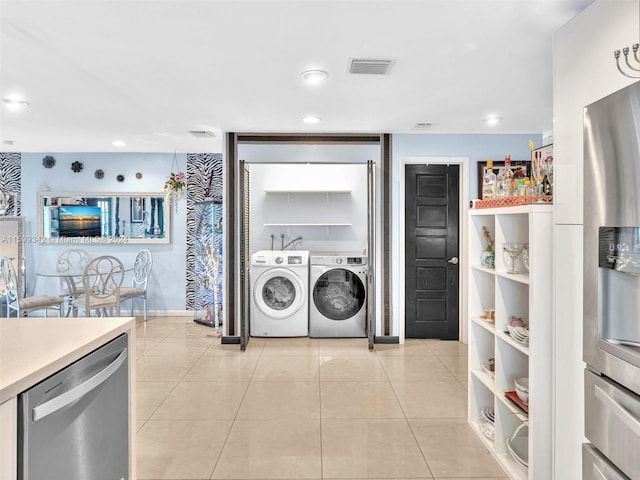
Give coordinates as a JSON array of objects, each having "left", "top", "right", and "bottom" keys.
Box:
[
  {"left": 189, "top": 130, "right": 215, "bottom": 138},
  {"left": 348, "top": 57, "right": 394, "bottom": 75}
]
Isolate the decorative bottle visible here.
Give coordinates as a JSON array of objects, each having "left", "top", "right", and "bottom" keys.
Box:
[
  {"left": 482, "top": 160, "right": 497, "bottom": 199},
  {"left": 542, "top": 171, "right": 552, "bottom": 196},
  {"left": 496, "top": 155, "right": 514, "bottom": 197}
]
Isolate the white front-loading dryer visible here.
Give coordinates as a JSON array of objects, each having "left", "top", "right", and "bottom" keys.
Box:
[{"left": 250, "top": 250, "right": 309, "bottom": 337}]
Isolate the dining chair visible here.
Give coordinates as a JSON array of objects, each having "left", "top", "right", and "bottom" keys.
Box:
[
  {"left": 71, "top": 255, "right": 124, "bottom": 317},
  {"left": 56, "top": 248, "right": 92, "bottom": 316},
  {"left": 0, "top": 256, "right": 62, "bottom": 317},
  {"left": 119, "top": 249, "right": 152, "bottom": 320}
]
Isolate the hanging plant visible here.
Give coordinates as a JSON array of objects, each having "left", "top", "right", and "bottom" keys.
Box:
[
  {"left": 71, "top": 161, "right": 83, "bottom": 173},
  {"left": 94, "top": 169, "right": 104, "bottom": 179},
  {"left": 163, "top": 151, "right": 186, "bottom": 213},
  {"left": 42, "top": 155, "right": 56, "bottom": 168},
  {"left": 117, "top": 174, "right": 125, "bottom": 182}
]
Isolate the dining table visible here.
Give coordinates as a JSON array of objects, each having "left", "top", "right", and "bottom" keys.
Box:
[{"left": 36, "top": 262, "right": 133, "bottom": 316}]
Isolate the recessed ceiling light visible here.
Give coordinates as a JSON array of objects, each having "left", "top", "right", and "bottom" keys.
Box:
[
  {"left": 414, "top": 122, "right": 434, "bottom": 128},
  {"left": 484, "top": 115, "right": 503, "bottom": 126},
  {"left": 112, "top": 140, "right": 127, "bottom": 147},
  {"left": 302, "top": 115, "right": 322, "bottom": 124},
  {"left": 3, "top": 140, "right": 15, "bottom": 145},
  {"left": 3, "top": 97, "right": 30, "bottom": 110},
  {"left": 301, "top": 70, "right": 328, "bottom": 84}
]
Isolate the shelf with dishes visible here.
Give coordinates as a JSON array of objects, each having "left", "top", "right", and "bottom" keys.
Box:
[
  {"left": 496, "top": 329, "right": 530, "bottom": 355},
  {"left": 467, "top": 205, "right": 552, "bottom": 480},
  {"left": 471, "top": 315, "right": 495, "bottom": 334}
]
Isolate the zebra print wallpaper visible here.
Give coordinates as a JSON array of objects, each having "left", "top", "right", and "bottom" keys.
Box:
[
  {"left": 0, "top": 152, "right": 22, "bottom": 216},
  {"left": 186, "top": 153, "right": 223, "bottom": 312}
]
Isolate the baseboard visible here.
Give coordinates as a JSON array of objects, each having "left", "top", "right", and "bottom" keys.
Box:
[
  {"left": 221, "top": 336, "right": 241, "bottom": 344},
  {"left": 136, "top": 310, "right": 194, "bottom": 317},
  {"left": 374, "top": 335, "right": 400, "bottom": 344}
]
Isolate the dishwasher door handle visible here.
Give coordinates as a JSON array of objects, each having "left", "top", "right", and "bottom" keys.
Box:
[
  {"left": 594, "top": 384, "right": 640, "bottom": 437},
  {"left": 592, "top": 464, "right": 611, "bottom": 480},
  {"left": 32, "top": 348, "right": 128, "bottom": 422}
]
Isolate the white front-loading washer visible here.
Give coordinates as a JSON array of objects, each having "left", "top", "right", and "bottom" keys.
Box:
[
  {"left": 309, "top": 253, "right": 368, "bottom": 338},
  {"left": 250, "top": 250, "right": 309, "bottom": 337}
]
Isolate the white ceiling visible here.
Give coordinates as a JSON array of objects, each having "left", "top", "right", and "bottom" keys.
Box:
[{"left": 1, "top": 0, "right": 591, "bottom": 153}]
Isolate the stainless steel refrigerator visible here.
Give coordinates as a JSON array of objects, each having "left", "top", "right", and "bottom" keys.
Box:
[{"left": 584, "top": 81, "right": 640, "bottom": 480}]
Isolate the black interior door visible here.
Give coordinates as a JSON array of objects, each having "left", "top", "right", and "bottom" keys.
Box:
[{"left": 405, "top": 164, "right": 459, "bottom": 339}]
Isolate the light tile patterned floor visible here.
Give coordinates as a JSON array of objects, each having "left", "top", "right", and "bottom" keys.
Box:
[{"left": 135, "top": 317, "right": 507, "bottom": 480}]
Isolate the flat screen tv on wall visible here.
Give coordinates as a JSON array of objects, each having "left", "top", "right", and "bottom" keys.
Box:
[{"left": 59, "top": 205, "right": 102, "bottom": 237}]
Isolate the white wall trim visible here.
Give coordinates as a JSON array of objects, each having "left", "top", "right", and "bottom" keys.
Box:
[
  {"left": 397, "top": 156, "right": 469, "bottom": 344},
  {"left": 140, "top": 310, "right": 194, "bottom": 317}
]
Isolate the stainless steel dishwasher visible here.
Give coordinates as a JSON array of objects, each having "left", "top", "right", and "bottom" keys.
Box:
[{"left": 18, "top": 333, "right": 129, "bottom": 480}]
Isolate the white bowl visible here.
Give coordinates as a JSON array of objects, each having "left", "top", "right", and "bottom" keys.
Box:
[
  {"left": 506, "top": 423, "right": 529, "bottom": 467},
  {"left": 480, "top": 420, "right": 495, "bottom": 441},
  {"left": 515, "top": 377, "right": 529, "bottom": 403}
]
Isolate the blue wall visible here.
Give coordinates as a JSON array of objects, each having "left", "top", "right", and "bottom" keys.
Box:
[
  {"left": 20, "top": 152, "right": 189, "bottom": 314},
  {"left": 390, "top": 133, "right": 543, "bottom": 339}
]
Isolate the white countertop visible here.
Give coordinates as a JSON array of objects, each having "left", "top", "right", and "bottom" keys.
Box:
[{"left": 0, "top": 316, "right": 135, "bottom": 404}]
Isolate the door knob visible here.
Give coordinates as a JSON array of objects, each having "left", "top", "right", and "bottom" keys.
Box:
[{"left": 447, "top": 257, "right": 459, "bottom": 265}]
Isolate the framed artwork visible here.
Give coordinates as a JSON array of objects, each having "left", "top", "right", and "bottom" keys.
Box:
[
  {"left": 477, "top": 159, "right": 532, "bottom": 198},
  {"left": 130, "top": 197, "right": 144, "bottom": 223}
]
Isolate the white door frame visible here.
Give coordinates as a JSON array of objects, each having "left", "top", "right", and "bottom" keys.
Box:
[{"left": 397, "top": 156, "right": 469, "bottom": 344}]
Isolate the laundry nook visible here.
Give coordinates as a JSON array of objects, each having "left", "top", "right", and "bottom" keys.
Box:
[{"left": 246, "top": 161, "right": 371, "bottom": 339}]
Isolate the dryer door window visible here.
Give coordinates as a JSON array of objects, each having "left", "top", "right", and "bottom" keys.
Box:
[
  {"left": 253, "top": 268, "right": 306, "bottom": 319},
  {"left": 313, "top": 268, "right": 366, "bottom": 321}
]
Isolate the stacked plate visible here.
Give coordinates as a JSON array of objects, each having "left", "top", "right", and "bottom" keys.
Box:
[
  {"left": 479, "top": 406, "right": 495, "bottom": 441},
  {"left": 480, "top": 406, "right": 495, "bottom": 423},
  {"left": 507, "top": 325, "right": 529, "bottom": 346}
]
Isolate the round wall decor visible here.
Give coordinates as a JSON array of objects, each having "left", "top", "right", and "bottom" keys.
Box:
[
  {"left": 117, "top": 174, "right": 125, "bottom": 182},
  {"left": 94, "top": 169, "right": 104, "bottom": 179},
  {"left": 71, "top": 161, "right": 83, "bottom": 173},
  {"left": 42, "top": 155, "right": 56, "bottom": 168},
  {"left": 136, "top": 172, "right": 143, "bottom": 179}
]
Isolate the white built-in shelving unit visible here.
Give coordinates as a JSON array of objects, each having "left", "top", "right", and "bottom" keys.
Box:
[{"left": 467, "top": 204, "right": 552, "bottom": 480}]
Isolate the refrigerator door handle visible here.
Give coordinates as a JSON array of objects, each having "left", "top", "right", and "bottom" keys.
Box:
[
  {"left": 32, "top": 347, "right": 128, "bottom": 422},
  {"left": 595, "top": 384, "right": 640, "bottom": 437}
]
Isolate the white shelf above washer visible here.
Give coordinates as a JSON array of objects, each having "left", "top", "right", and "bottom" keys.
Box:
[
  {"left": 264, "top": 189, "right": 352, "bottom": 194},
  {"left": 263, "top": 223, "right": 352, "bottom": 227}
]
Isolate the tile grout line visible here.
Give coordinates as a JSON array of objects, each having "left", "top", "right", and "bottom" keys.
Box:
[
  {"left": 135, "top": 320, "right": 193, "bottom": 425},
  {"left": 317, "top": 344, "right": 325, "bottom": 480},
  {"left": 207, "top": 336, "right": 264, "bottom": 480},
  {"left": 376, "top": 346, "right": 437, "bottom": 480}
]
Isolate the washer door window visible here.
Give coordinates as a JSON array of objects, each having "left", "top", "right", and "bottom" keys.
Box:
[
  {"left": 253, "top": 268, "right": 306, "bottom": 319},
  {"left": 313, "top": 268, "right": 366, "bottom": 321}
]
